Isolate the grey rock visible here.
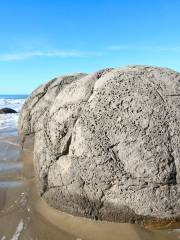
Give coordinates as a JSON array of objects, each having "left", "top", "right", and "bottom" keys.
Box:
[
  {"left": 19, "top": 65, "right": 180, "bottom": 224},
  {"left": 0, "top": 108, "right": 17, "bottom": 114}
]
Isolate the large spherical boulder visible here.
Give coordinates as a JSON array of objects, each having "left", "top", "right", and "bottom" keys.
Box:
[{"left": 19, "top": 65, "right": 180, "bottom": 224}]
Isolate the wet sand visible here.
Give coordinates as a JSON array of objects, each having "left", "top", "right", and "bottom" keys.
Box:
[{"left": 0, "top": 130, "right": 180, "bottom": 240}]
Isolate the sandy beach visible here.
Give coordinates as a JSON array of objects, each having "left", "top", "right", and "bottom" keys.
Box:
[{"left": 0, "top": 129, "right": 179, "bottom": 240}]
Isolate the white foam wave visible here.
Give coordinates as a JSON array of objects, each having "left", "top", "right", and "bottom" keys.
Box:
[
  {"left": 10, "top": 219, "right": 24, "bottom": 240},
  {"left": 0, "top": 113, "right": 19, "bottom": 130},
  {"left": 0, "top": 98, "right": 26, "bottom": 131},
  {"left": 0, "top": 98, "right": 25, "bottom": 112}
]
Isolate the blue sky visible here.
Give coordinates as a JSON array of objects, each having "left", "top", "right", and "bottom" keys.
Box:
[{"left": 0, "top": 0, "right": 180, "bottom": 94}]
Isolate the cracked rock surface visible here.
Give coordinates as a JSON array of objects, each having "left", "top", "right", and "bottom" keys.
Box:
[{"left": 19, "top": 65, "right": 180, "bottom": 223}]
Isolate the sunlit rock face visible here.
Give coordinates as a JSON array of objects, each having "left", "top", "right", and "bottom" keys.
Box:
[{"left": 19, "top": 65, "right": 180, "bottom": 224}]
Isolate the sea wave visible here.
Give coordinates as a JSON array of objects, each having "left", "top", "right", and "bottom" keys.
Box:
[
  {"left": 0, "top": 113, "right": 19, "bottom": 130},
  {"left": 0, "top": 96, "right": 27, "bottom": 131},
  {"left": 0, "top": 98, "right": 26, "bottom": 112}
]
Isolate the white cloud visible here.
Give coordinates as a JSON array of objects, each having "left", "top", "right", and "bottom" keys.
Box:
[
  {"left": 107, "top": 45, "right": 180, "bottom": 52},
  {"left": 0, "top": 50, "right": 102, "bottom": 61}
]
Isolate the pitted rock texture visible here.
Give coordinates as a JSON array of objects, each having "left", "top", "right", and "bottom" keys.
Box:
[{"left": 19, "top": 65, "right": 180, "bottom": 223}]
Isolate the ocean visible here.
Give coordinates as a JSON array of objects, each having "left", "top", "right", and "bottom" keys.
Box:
[{"left": 0, "top": 94, "right": 28, "bottom": 131}]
